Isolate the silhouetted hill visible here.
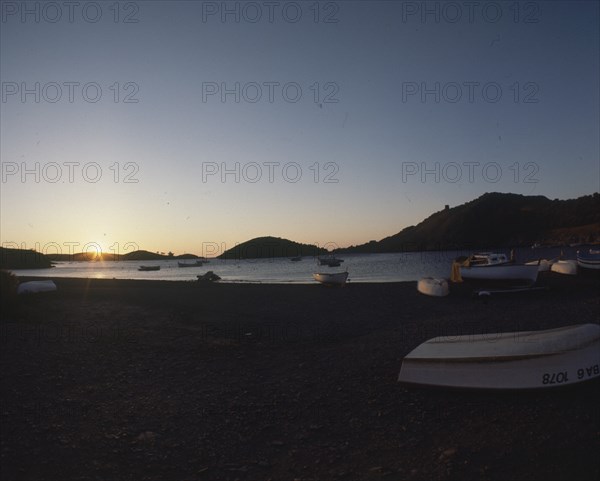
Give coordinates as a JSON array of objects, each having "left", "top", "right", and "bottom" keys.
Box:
[
  {"left": 46, "top": 250, "right": 201, "bottom": 262},
  {"left": 122, "top": 250, "right": 171, "bottom": 261},
  {"left": 0, "top": 247, "right": 53, "bottom": 269},
  {"left": 341, "top": 192, "right": 600, "bottom": 253},
  {"left": 218, "top": 237, "right": 328, "bottom": 260}
]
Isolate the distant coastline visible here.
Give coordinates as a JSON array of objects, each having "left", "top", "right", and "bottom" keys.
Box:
[{"left": 2, "top": 192, "right": 598, "bottom": 269}]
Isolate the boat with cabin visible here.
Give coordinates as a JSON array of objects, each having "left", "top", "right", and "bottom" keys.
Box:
[{"left": 451, "top": 252, "right": 539, "bottom": 286}]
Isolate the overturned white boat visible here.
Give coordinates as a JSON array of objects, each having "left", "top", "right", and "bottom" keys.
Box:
[
  {"left": 17, "top": 280, "right": 57, "bottom": 294},
  {"left": 525, "top": 258, "right": 556, "bottom": 272},
  {"left": 417, "top": 277, "right": 449, "bottom": 297},
  {"left": 398, "top": 323, "right": 600, "bottom": 389},
  {"left": 313, "top": 271, "right": 348, "bottom": 286},
  {"left": 550, "top": 259, "right": 578, "bottom": 275}
]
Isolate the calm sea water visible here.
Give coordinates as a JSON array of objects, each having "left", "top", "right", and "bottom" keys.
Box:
[{"left": 11, "top": 247, "right": 586, "bottom": 284}]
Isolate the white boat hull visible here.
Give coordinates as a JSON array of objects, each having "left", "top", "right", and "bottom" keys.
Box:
[
  {"left": 417, "top": 277, "right": 449, "bottom": 297},
  {"left": 398, "top": 324, "right": 600, "bottom": 389},
  {"left": 459, "top": 264, "right": 539, "bottom": 285},
  {"left": 525, "top": 259, "right": 555, "bottom": 272},
  {"left": 313, "top": 272, "right": 348, "bottom": 286},
  {"left": 551, "top": 260, "right": 578, "bottom": 275},
  {"left": 17, "top": 280, "right": 57, "bottom": 294},
  {"left": 577, "top": 251, "right": 600, "bottom": 270}
]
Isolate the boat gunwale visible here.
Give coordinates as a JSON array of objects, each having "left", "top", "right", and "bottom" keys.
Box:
[{"left": 401, "top": 338, "right": 600, "bottom": 363}]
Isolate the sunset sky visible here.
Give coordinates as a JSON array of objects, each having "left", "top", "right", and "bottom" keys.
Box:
[{"left": 1, "top": 1, "right": 598, "bottom": 257}]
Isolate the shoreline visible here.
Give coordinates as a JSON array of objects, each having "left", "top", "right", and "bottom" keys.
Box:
[{"left": 2, "top": 273, "right": 599, "bottom": 480}]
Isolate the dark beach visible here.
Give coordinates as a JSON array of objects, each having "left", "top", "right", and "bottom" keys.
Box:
[{"left": 1, "top": 273, "right": 599, "bottom": 481}]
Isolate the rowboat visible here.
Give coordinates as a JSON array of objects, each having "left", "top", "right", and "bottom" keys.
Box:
[
  {"left": 451, "top": 253, "right": 538, "bottom": 286},
  {"left": 550, "top": 259, "right": 578, "bottom": 275},
  {"left": 577, "top": 249, "right": 600, "bottom": 270},
  {"left": 417, "top": 277, "right": 449, "bottom": 297},
  {"left": 290, "top": 256, "right": 302, "bottom": 262},
  {"left": 138, "top": 265, "right": 160, "bottom": 271},
  {"left": 398, "top": 323, "right": 600, "bottom": 389},
  {"left": 313, "top": 272, "right": 348, "bottom": 286}
]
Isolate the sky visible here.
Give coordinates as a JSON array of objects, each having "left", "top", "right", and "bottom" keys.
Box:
[{"left": 1, "top": 0, "right": 599, "bottom": 257}]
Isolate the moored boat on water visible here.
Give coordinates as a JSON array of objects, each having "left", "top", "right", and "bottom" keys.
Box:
[
  {"left": 398, "top": 323, "right": 600, "bottom": 389},
  {"left": 313, "top": 271, "right": 348, "bottom": 286},
  {"left": 178, "top": 261, "right": 202, "bottom": 267},
  {"left": 138, "top": 265, "right": 160, "bottom": 271},
  {"left": 318, "top": 256, "right": 344, "bottom": 266}
]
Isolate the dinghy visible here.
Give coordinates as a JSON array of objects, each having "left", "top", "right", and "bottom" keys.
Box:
[
  {"left": 417, "top": 277, "right": 449, "bottom": 297},
  {"left": 398, "top": 323, "right": 600, "bottom": 389},
  {"left": 17, "top": 280, "right": 57, "bottom": 294},
  {"left": 313, "top": 272, "right": 348, "bottom": 286}
]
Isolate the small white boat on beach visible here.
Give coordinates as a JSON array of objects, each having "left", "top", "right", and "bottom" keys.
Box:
[
  {"left": 451, "top": 253, "right": 539, "bottom": 286},
  {"left": 550, "top": 259, "right": 578, "bottom": 275},
  {"left": 313, "top": 272, "right": 348, "bottom": 286},
  {"left": 577, "top": 249, "right": 600, "bottom": 270},
  {"left": 17, "top": 280, "right": 57, "bottom": 295},
  {"left": 398, "top": 323, "right": 600, "bottom": 389},
  {"left": 417, "top": 277, "right": 449, "bottom": 297}
]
